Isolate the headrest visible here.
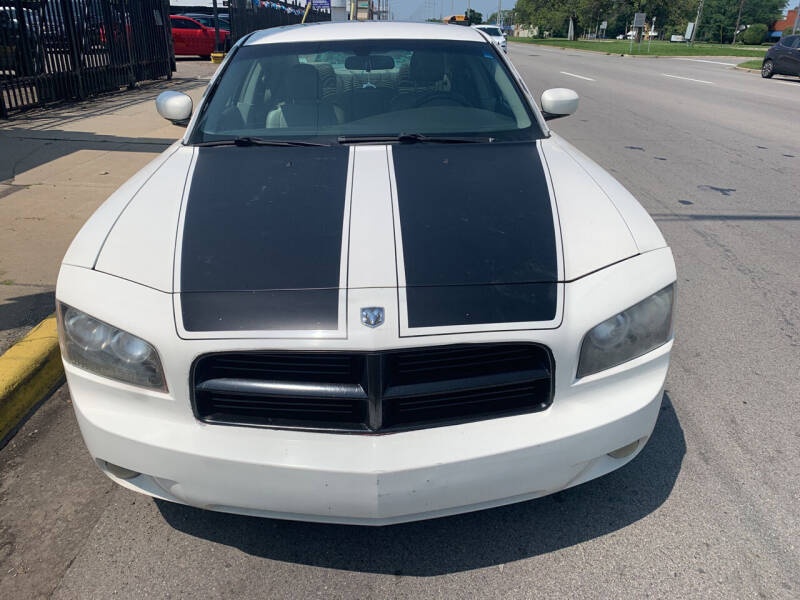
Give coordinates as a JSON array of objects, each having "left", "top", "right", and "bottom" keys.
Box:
[
  {"left": 287, "top": 64, "right": 320, "bottom": 102},
  {"left": 410, "top": 51, "right": 445, "bottom": 83}
]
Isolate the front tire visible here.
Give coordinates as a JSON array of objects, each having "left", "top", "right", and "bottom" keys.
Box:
[{"left": 761, "top": 59, "right": 774, "bottom": 78}]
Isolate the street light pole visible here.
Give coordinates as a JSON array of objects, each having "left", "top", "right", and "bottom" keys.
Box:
[
  {"left": 732, "top": 0, "right": 744, "bottom": 45},
  {"left": 212, "top": 0, "right": 220, "bottom": 52},
  {"left": 690, "top": 0, "right": 704, "bottom": 46}
]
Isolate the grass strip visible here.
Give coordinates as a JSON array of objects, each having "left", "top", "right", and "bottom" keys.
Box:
[
  {"left": 737, "top": 60, "right": 763, "bottom": 70},
  {"left": 512, "top": 38, "right": 768, "bottom": 58}
]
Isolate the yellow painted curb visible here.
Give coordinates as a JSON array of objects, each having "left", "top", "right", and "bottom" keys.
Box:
[{"left": 0, "top": 315, "right": 64, "bottom": 443}]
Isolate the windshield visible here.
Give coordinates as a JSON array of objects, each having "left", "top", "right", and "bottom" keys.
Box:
[
  {"left": 478, "top": 27, "right": 503, "bottom": 37},
  {"left": 190, "top": 39, "right": 541, "bottom": 144}
]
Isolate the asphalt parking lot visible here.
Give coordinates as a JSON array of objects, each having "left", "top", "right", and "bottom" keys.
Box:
[{"left": 1, "top": 49, "right": 799, "bottom": 598}]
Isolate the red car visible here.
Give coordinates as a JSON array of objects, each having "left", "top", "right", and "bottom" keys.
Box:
[{"left": 170, "top": 15, "right": 229, "bottom": 59}]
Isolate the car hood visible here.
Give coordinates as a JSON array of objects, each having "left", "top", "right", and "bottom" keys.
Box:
[{"left": 66, "top": 136, "right": 664, "bottom": 336}]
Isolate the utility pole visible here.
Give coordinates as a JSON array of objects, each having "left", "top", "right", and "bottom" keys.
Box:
[
  {"left": 498, "top": 0, "right": 502, "bottom": 26},
  {"left": 793, "top": 3, "right": 799, "bottom": 34},
  {"left": 732, "top": 0, "right": 744, "bottom": 45},
  {"left": 212, "top": 0, "right": 220, "bottom": 52},
  {"left": 690, "top": 0, "right": 704, "bottom": 46}
]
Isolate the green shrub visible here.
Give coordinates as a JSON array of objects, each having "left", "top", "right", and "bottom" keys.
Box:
[
  {"left": 742, "top": 24, "right": 768, "bottom": 45},
  {"left": 782, "top": 28, "right": 798, "bottom": 38}
]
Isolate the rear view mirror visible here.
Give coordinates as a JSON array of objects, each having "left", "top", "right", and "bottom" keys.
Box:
[
  {"left": 156, "top": 91, "right": 193, "bottom": 126},
  {"left": 540, "top": 88, "right": 579, "bottom": 121},
  {"left": 345, "top": 54, "right": 395, "bottom": 71}
]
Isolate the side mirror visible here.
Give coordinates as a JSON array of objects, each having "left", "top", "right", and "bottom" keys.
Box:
[
  {"left": 540, "top": 88, "right": 579, "bottom": 121},
  {"left": 156, "top": 91, "right": 193, "bottom": 126}
]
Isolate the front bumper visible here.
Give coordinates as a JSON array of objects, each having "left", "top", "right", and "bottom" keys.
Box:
[
  {"left": 67, "top": 342, "right": 668, "bottom": 525},
  {"left": 59, "top": 247, "right": 676, "bottom": 525}
]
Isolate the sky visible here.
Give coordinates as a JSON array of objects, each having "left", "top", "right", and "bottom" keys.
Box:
[{"left": 392, "top": 1, "right": 519, "bottom": 22}]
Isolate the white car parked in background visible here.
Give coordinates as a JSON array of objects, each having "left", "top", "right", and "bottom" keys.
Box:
[
  {"left": 57, "top": 21, "right": 676, "bottom": 525},
  {"left": 472, "top": 24, "right": 508, "bottom": 52}
]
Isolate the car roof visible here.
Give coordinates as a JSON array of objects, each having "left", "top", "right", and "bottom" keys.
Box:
[{"left": 246, "top": 21, "right": 487, "bottom": 46}]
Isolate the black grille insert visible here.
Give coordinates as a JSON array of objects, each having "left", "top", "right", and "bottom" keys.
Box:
[{"left": 192, "top": 344, "right": 553, "bottom": 433}]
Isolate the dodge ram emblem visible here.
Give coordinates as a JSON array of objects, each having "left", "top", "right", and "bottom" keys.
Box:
[{"left": 361, "top": 307, "right": 384, "bottom": 328}]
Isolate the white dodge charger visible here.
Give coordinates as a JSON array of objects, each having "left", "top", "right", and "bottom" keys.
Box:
[{"left": 57, "top": 22, "right": 676, "bottom": 525}]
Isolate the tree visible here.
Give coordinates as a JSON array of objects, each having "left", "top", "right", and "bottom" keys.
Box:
[
  {"left": 465, "top": 9, "right": 483, "bottom": 25},
  {"left": 512, "top": 0, "right": 781, "bottom": 42},
  {"left": 513, "top": 0, "right": 577, "bottom": 37},
  {"left": 487, "top": 9, "right": 515, "bottom": 25},
  {"left": 694, "top": 0, "right": 783, "bottom": 43},
  {"left": 513, "top": 0, "right": 693, "bottom": 40},
  {"left": 741, "top": 22, "right": 768, "bottom": 44}
]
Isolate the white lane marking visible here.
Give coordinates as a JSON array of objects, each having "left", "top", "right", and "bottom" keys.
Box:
[
  {"left": 560, "top": 71, "right": 595, "bottom": 81},
  {"left": 661, "top": 73, "right": 714, "bottom": 84},
  {"left": 673, "top": 58, "right": 738, "bottom": 66}
]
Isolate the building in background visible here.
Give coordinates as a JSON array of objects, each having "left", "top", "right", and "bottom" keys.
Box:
[
  {"left": 354, "top": 0, "right": 372, "bottom": 20},
  {"left": 347, "top": 0, "right": 389, "bottom": 21},
  {"left": 331, "top": 0, "right": 348, "bottom": 21},
  {"left": 769, "top": 7, "right": 799, "bottom": 40}
]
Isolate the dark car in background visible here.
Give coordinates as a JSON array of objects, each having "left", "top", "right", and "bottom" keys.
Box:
[
  {"left": 179, "top": 13, "right": 230, "bottom": 32},
  {"left": 762, "top": 34, "right": 800, "bottom": 78}
]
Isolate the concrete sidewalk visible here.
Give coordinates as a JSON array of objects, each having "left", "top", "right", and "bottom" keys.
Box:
[{"left": 0, "top": 60, "right": 218, "bottom": 354}]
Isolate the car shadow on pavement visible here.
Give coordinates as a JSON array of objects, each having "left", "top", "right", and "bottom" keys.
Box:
[
  {"left": 0, "top": 128, "right": 177, "bottom": 182},
  {"left": 155, "top": 392, "right": 685, "bottom": 576},
  {"left": 0, "top": 77, "right": 205, "bottom": 131}
]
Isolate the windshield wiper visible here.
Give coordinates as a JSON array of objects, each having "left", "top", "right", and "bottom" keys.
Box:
[
  {"left": 338, "top": 133, "right": 494, "bottom": 145},
  {"left": 194, "top": 137, "right": 330, "bottom": 148}
]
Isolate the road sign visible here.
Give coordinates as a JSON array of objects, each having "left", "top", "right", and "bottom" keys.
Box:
[
  {"left": 685, "top": 21, "right": 695, "bottom": 39},
  {"left": 312, "top": 0, "right": 331, "bottom": 7},
  {"left": 633, "top": 12, "right": 646, "bottom": 28},
  {"left": 600, "top": 21, "right": 607, "bottom": 30}
]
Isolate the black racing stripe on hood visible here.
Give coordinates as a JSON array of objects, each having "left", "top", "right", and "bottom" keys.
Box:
[
  {"left": 181, "top": 290, "right": 339, "bottom": 332},
  {"left": 392, "top": 142, "right": 558, "bottom": 327},
  {"left": 406, "top": 283, "right": 557, "bottom": 328},
  {"left": 180, "top": 146, "right": 348, "bottom": 331}
]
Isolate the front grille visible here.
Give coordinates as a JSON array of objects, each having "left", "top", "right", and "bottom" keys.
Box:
[{"left": 192, "top": 344, "right": 553, "bottom": 433}]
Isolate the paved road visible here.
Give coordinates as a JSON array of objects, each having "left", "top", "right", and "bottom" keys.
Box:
[{"left": 2, "top": 49, "right": 799, "bottom": 599}]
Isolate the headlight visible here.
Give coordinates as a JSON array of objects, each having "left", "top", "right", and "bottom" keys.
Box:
[
  {"left": 577, "top": 284, "right": 675, "bottom": 378},
  {"left": 56, "top": 303, "right": 167, "bottom": 391}
]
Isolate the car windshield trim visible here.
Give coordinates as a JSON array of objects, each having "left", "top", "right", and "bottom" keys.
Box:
[
  {"left": 338, "top": 133, "right": 495, "bottom": 145},
  {"left": 193, "top": 137, "right": 331, "bottom": 148}
]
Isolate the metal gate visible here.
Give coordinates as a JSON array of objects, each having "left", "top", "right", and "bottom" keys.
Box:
[
  {"left": 228, "top": 0, "right": 330, "bottom": 45},
  {"left": 0, "top": 0, "right": 174, "bottom": 117}
]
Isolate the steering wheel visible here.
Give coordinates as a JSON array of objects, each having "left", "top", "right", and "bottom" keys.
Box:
[{"left": 413, "top": 92, "right": 469, "bottom": 108}]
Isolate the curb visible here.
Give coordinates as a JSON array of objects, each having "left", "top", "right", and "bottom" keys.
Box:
[{"left": 0, "top": 315, "right": 64, "bottom": 446}]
